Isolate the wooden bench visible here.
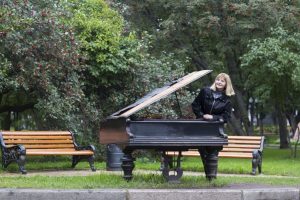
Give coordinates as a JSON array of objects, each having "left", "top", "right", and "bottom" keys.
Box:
[
  {"left": 167, "top": 136, "right": 265, "bottom": 175},
  {"left": 0, "top": 131, "right": 96, "bottom": 174}
]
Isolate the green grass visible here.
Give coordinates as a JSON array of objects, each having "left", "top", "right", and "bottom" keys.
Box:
[
  {"left": 136, "top": 148, "right": 300, "bottom": 176},
  {"left": 0, "top": 156, "right": 106, "bottom": 173},
  {"left": 1, "top": 148, "right": 300, "bottom": 189},
  {"left": 0, "top": 174, "right": 220, "bottom": 189},
  {"left": 0, "top": 173, "right": 300, "bottom": 189}
]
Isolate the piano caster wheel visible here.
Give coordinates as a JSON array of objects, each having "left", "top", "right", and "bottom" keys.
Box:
[{"left": 162, "top": 167, "right": 183, "bottom": 182}]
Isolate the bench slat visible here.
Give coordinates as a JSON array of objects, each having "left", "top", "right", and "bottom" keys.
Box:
[
  {"left": 225, "top": 144, "right": 260, "bottom": 148},
  {"left": 166, "top": 136, "right": 264, "bottom": 160},
  {"left": 227, "top": 139, "right": 261, "bottom": 144},
  {"left": 4, "top": 140, "right": 74, "bottom": 144},
  {"left": 0, "top": 131, "right": 96, "bottom": 173},
  {"left": 27, "top": 148, "right": 77, "bottom": 151},
  {"left": 6, "top": 144, "right": 75, "bottom": 149},
  {"left": 1, "top": 131, "right": 71, "bottom": 136},
  {"left": 228, "top": 136, "right": 262, "bottom": 140},
  {"left": 219, "top": 152, "right": 253, "bottom": 158},
  {"left": 167, "top": 150, "right": 254, "bottom": 157},
  {"left": 222, "top": 148, "right": 255, "bottom": 152},
  {"left": 166, "top": 151, "right": 198, "bottom": 156},
  {"left": 26, "top": 149, "right": 94, "bottom": 156},
  {"left": 4, "top": 136, "right": 72, "bottom": 139}
]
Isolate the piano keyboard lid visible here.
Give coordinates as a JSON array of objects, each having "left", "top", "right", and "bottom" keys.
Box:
[{"left": 109, "top": 70, "right": 212, "bottom": 119}]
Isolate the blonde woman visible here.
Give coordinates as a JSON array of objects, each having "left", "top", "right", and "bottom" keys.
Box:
[
  {"left": 191, "top": 73, "right": 235, "bottom": 180},
  {"left": 192, "top": 73, "right": 235, "bottom": 123}
]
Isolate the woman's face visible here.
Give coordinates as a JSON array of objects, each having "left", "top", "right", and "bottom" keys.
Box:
[{"left": 215, "top": 76, "right": 226, "bottom": 91}]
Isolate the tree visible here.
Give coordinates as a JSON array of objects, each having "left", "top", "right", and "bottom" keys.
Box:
[
  {"left": 67, "top": 0, "right": 190, "bottom": 119},
  {"left": 0, "top": 0, "right": 89, "bottom": 131},
  {"left": 67, "top": 0, "right": 135, "bottom": 89},
  {"left": 241, "top": 27, "right": 300, "bottom": 148},
  {"left": 115, "top": 0, "right": 300, "bottom": 135}
]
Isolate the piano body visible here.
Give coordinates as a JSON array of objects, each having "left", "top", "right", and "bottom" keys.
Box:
[{"left": 99, "top": 70, "right": 228, "bottom": 181}]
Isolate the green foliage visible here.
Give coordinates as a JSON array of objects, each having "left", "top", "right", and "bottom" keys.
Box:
[
  {"left": 1, "top": 0, "right": 82, "bottom": 94},
  {"left": 241, "top": 27, "right": 300, "bottom": 106},
  {"left": 117, "top": 0, "right": 300, "bottom": 136},
  {"left": 65, "top": 0, "right": 190, "bottom": 121},
  {"left": 0, "top": 0, "right": 102, "bottom": 137},
  {"left": 0, "top": 0, "right": 189, "bottom": 148},
  {"left": 119, "top": 0, "right": 300, "bottom": 70},
  {"left": 103, "top": 33, "right": 192, "bottom": 119},
  {"left": 67, "top": 0, "right": 136, "bottom": 87}
]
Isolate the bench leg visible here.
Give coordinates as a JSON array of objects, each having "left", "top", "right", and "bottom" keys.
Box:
[
  {"left": 2, "top": 149, "right": 27, "bottom": 174},
  {"left": 2, "top": 157, "right": 12, "bottom": 169},
  {"left": 17, "top": 155, "right": 27, "bottom": 174},
  {"left": 251, "top": 150, "right": 262, "bottom": 175},
  {"left": 88, "top": 155, "right": 96, "bottom": 172},
  {"left": 72, "top": 155, "right": 96, "bottom": 171},
  {"left": 72, "top": 155, "right": 80, "bottom": 168},
  {"left": 258, "top": 157, "right": 262, "bottom": 174}
]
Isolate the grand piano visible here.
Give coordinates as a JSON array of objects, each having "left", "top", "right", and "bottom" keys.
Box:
[{"left": 99, "top": 70, "right": 228, "bottom": 181}]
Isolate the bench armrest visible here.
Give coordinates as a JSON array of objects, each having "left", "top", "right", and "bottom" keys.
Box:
[
  {"left": 2, "top": 144, "right": 26, "bottom": 155},
  {"left": 75, "top": 144, "right": 95, "bottom": 152},
  {"left": 259, "top": 136, "right": 265, "bottom": 152},
  {"left": 0, "top": 132, "right": 6, "bottom": 148},
  {"left": 217, "top": 125, "right": 228, "bottom": 139},
  {"left": 70, "top": 131, "right": 96, "bottom": 152}
]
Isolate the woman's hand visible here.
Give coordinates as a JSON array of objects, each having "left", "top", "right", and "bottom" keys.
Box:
[{"left": 203, "top": 114, "right": 213, "bottom": 120}]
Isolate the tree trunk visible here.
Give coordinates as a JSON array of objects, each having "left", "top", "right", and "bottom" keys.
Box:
[
  {"left": 228, "top": 114, "right": 245, "bottom": 135},
  {"left": 286, "top": 111, "right": 297, "bottom": 138},
  {"left": 224, "top": 50, "right": 253, "bottom": 136},
  {"left": 1, "top": 112, "right": 11, "bottom": 130},
  {"left": 277, "top": 107, "right": 289, "bottom": 149},
  {"left": 258, "top": 113, "right": 264, "bottom": 136},
  {"left": 218, "top": 2, "right": 252, "bottom": 136}
]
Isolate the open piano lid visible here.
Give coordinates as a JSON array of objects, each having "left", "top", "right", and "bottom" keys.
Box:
[{"left": 109, "top": 70, "right": 212, "bottom": 119}]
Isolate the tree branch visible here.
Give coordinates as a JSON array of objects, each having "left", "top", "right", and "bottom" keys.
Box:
[{"left": 0, "top": 103, "right": 36, "bottom": 113}]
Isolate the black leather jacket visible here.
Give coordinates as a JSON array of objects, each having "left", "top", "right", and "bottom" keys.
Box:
[{"left": 192, "top": 87, "right": 232, "bottom": 123}]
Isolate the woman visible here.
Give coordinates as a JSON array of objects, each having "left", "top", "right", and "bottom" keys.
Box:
[
  {"left": 192, "top": 73, "right": 235, "bottom": 180},
  {"left": 192, "top": 73, "right": 235, "bottom": 122}
]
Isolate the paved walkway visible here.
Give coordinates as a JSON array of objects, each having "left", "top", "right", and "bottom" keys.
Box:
[{"left": 0, "top": 187, "right": 299, "bottom": 200}]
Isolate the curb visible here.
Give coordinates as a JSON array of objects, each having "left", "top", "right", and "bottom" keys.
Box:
[{"left": 0, "top": 188, "right": 299, "bottom": 200}]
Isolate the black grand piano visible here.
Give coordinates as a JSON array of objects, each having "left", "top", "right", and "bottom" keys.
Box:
[{"left": 99, "top": 70, "right": 228, "bottom": 181}]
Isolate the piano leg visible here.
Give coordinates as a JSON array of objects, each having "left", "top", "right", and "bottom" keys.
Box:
[
  {"left": 121, "top": 149, "right": 135, "bottom": 181},
  {"left": 198, "top": 146, "right": 223, "bottom": 181},
  {"left": 199, "top": 147, "right": 208, "bottom": 176}
]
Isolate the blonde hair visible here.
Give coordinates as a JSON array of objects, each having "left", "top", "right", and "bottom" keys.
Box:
[{"left": 210, "top": 73, "right": 235, "bottom": 96}]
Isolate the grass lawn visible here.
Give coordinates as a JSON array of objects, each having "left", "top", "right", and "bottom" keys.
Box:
[
  {"left": 0, "top": 147, "right": 300, "bottom": 189},
  {"left": 135, "top": 148, "right": 300, "bottom": 176}
]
